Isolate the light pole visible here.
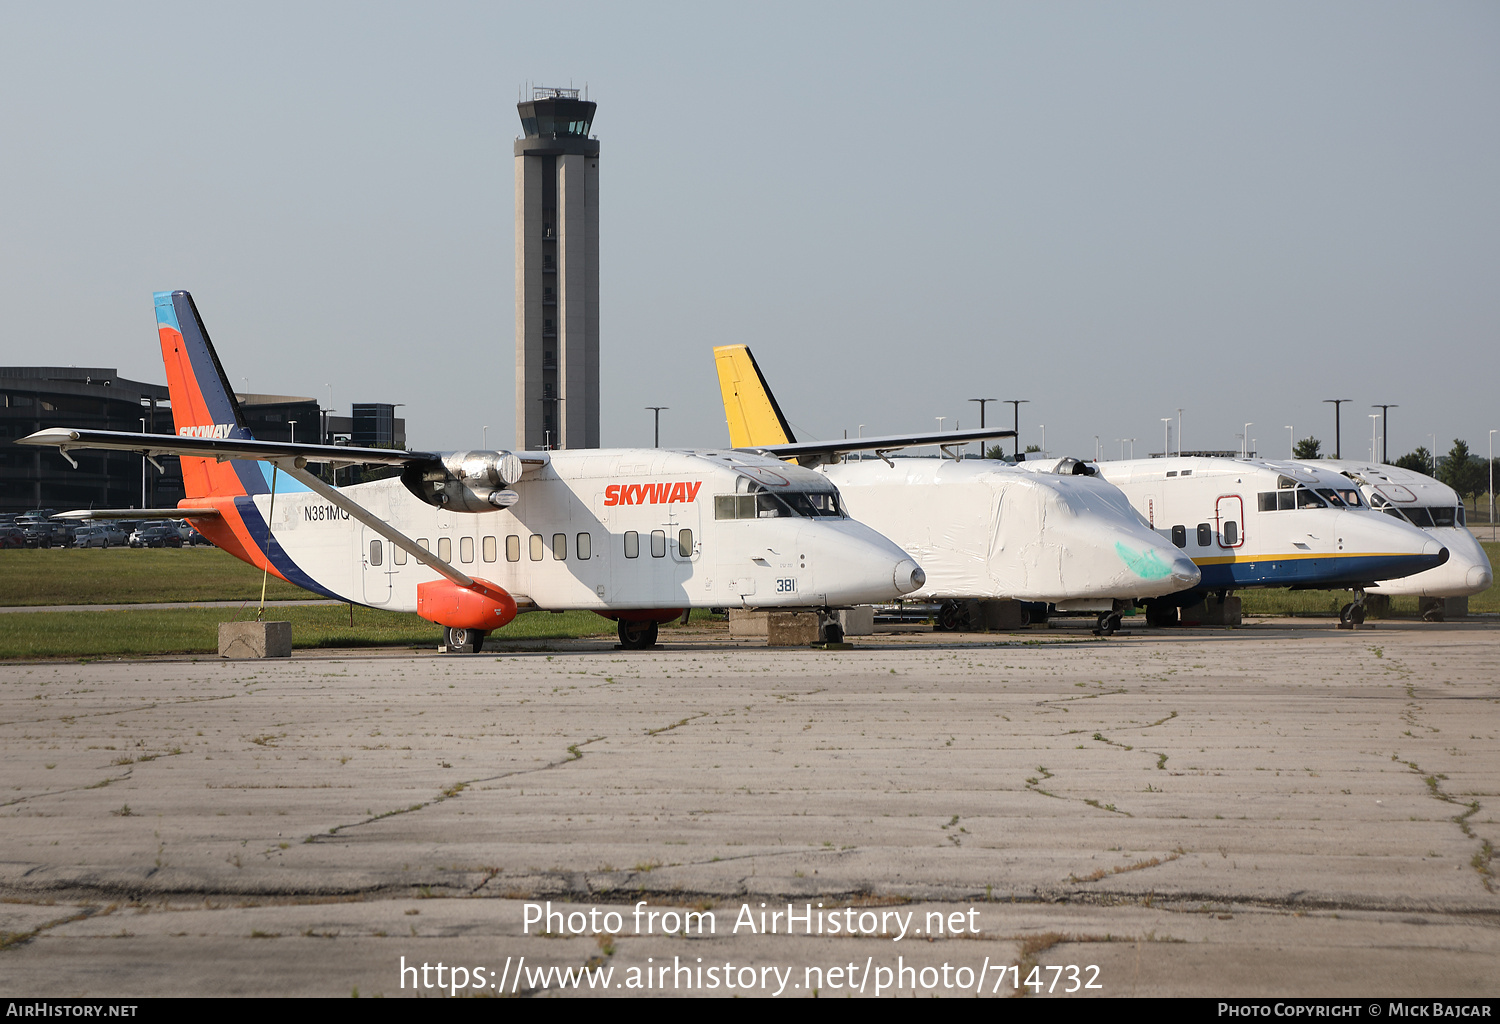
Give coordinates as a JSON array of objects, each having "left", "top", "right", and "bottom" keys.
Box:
[
  {"left": 139, "top": 417, "right": 147, "bottom": 508},
  {"left": 482, "top": 425, "right": 488, "bottom": 449},
  {"left": 1372, "top": 404, "right": 1396, "bottom": 464},
  {"left": 1004, "top": 400, "right": 1028, "bottom": 458},
  {"left": 1038, "top": 424, "right": 1045, "bottom": 458},
  {"left": 1323, "top": 399, "right": 1351, "bottom": 459},
  {"left": 1094, "top": 435, "right": 1100, "bottom": 462},
  {"left": 1161, "top": 418, "right": 1171, "bottom": 458},
  {"left": 1369, "top": 413, "right": 1380, "bottom": 461},
  {"left": 1286, "top": 425, "right": 1294, "bottom": 459},
  {"left": 1489, "top": 429, "right": 1496, "bottom": 540},
  {"left": 1177, "top": 408, "right": 1183, "bottom": 455},
  {"left": 645, "top": 407, "right": 668, "bottom": 448},
  {"left": 1125, "top": 438, "right": 1135, "bottom": 459},
  {"left": 1430, "top": 433, "right": 1437, "bottom": 474},
  {"left": 1242, "top": 422, "right": 1253, "bottom": 458}
]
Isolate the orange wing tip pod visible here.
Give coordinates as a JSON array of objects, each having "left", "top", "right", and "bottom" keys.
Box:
[{"left": 416, "top": 579, "right": 519, "bottom": 630}]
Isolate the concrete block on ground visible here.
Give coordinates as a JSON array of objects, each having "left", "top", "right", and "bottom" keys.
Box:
[
  {"left": 766, "top": 611, "right": 819, "bottom": 646},
  {"left": 836, "top": 607, "right": 875, "bottom": 636},
  {"left": 1180, "top": 596, "right": 1241, "bottom": 627},
  {"left": 219, "top": 621, "right": 292, "bottom": 659},
  {"left": 1364, "top": 594, "right": 1392, "bottom": 619},
  {"left": 978, "top": 599, "right": 1027, "bottom": 630},
  {"left": 728, "top": 609, "right": 769, "bottom": 639}
]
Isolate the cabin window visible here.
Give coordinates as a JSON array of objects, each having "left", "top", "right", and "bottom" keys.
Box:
[
  {"left": 1196, "top": 524, "right": 1211, "bottom": 547},
  {"left": 552, "top": 533, "right": 567, "bottom": 560},
  {"left": 1223, "top": 520, "right": 1239, "bottom": 546},
  {"left": 624, "top": 531, "right": 639, "bottom": 558},
  {"left": 1258, "top": 492, "right": 1277, "bottom": 512},
  {"left": 1296, "top": 488, "right": 1326, "bottom": 510},
  {"left": 437, "top": 537, "right": 451, "bottom": 561},
  {"left": 1170, "top": 525, "right": 1186, "bottom": 548},
  {"left": 417, "top": 537, "right": 430, "bottom": 551},
  {"left": 1180, "top": 470, "right": 1192, "bottom": 476},
  {"left": 576, "top": 532, "right": 591, "bottom": 559},
  {"left": 482, "top": 536, "right": 497, "bottom": 562},
  {"left": 678, "top": 528, "right": 694, "bottom": 557},
  {"left": 529, "top": 534, "right": 544, "bottom": 561},
  {"left": 394, "top": 545, "right": 407, "bottom": 565},
  {"left": 460, "top": 536, "right": 474, "bottom": 563},
  {"left": 369, "top": 540, "right": 382, "bottom": 566},
  {"left": 1166, "top": 471, "right": 1177, "bottom": 478},
  {"left": 506, "top": 535, "right": 520, "bottom": 562},
  {"left": 651, "top": 530, "right": 666, "bottom": 557}
]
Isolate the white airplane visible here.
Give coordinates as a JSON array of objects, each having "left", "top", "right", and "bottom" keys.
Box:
[
  {"left": 713, "top": 345, "right": 1202, "bottom": 634},
  {"left": 1093, "top": 457, "right": 1451, "bottom": 625},
  {"left": 1300, "top": 460, "right": 1492, "bottom": 614},
  {"left": 20, "top": 291, "right": 927, "bottom": 652}
]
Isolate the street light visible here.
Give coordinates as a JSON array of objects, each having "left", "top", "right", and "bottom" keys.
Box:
[
  {"left": 1286, "top": 425, "right": 1294, "bottom": 459},
  {"left": 1161, "top": 418, "right": 1171, "bottom": 458},
  {"left": 1369, "top": 413, "right": 1380, "bottom": 461},
  {"left": 1004, "top": 400, "right": 1029, "bottom": 458},
  {"left": 1094, "top": 435, "right": 1100, "bottom": 462},
  {"left": 1323, "top": 399, "right": 1351, "bottom": 459},
  {"left": 1489, "top": 429, "right": 1496, "bottom": 541},
  {"left": 1177, "top": 408, "right": 1183, "bottom": 455},
  {"left": 1038, "top": 424, "right": 1045, "bottom": 458},
  {"left": 139, "top": 417, "right": 147, "bottom": 509},
  {"left": 645, "top": 407, "right": 668, "bottom": 448},
  {"left": 1372, "top": 404, "right": 1397, "bottom": 464},
  {"left": 1242, "top": 422, "right": 1253, "bottom": 458}
]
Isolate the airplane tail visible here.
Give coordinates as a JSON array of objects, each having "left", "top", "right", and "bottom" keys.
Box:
[
  {"left": 155, "top": 290, "right": 269, "bottom": 499},
  {"left": 713, "top": 345, "right": 796, "bottom": 448}
]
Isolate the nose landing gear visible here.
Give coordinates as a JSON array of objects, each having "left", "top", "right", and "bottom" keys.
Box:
[
  {"left": 1338, "top": 589, "right": 1369, "bottom": 629},
  {"left": 618, "top": 619, "right": 660, "bottom": 650},
  {"left": 442, "top": 626, "right": 486, "bottom": 653}
]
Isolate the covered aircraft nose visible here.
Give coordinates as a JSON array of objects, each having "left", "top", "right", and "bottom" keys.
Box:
[
  {"left": 894, "top": 559, "right": 926, "bottom": 595},
  {"left": 1168, "top": 553, "right": 1201, "bottom": 590}
]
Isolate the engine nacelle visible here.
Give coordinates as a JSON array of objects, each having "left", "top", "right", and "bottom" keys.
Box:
[{"left": 402, "top": 450, "right": 523, "bottom": 513}]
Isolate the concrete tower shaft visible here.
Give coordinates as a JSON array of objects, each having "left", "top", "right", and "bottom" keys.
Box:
[{"left": 515, "top": 87, "right": 600, "bottom": 450}]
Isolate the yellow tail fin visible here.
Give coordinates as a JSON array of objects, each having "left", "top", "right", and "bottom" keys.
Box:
[{"left": 713, "top": 345, "right": 796, "bottom": 448}]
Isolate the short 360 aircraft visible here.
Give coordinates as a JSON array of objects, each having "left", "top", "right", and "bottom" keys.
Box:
[
  {"left": 713, "top": 345, "right": 1202, "bottom": 634},
  {"left": 20, "top": 292, "right": 927, "bottom": 651}
]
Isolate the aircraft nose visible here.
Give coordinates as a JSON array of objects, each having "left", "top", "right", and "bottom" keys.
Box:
[
  {"left": 1169, "top": 553, "right": 1201, "bottom": 588},
  {"left": 894, "top": 558, "right": 925, "bottom": 595},
  {"left": 1469, "top": 565, "right": 1491, "bottom": 590}
]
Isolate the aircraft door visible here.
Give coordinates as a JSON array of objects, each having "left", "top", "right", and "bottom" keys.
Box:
[
  {"left": 361, "top": 527, "right": 394, "bottom": 604},
  {"left": 1215, "top": 495, "right": 1244, "bottom": 549}
]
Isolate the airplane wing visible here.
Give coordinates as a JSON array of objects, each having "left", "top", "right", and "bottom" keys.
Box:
[
  {"left": 16, "top": 427, "right": 437, "bottom": 468},
  {"left": 741, "top": 427, "right": 1015, "bottom": 466}
]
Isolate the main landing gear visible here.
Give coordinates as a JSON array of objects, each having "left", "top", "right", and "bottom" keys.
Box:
[
  {"left": 443, "top": 626, "right": 486, "bottom": 653},
  {"left": 1338, "top": 589, "right": 1368, "bottom": 629},
  {"left": 617, "top": 619, "right": 659, "bottom": 650}
]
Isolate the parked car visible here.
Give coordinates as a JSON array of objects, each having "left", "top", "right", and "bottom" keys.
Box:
[
  {"left": 74, "top": 523, "right": 131, "bottom": 548},
  {"left": 129, "top": 525, "right": 183, "bottom": 548},
  {"left": 0, "top": 526, "right": 27, "bottom": 549}
]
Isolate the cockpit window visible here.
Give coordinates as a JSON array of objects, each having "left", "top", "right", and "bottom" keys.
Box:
[
  {"left": 1296, "top": 487, "right": 1327, "bottom": 509},
  {"left": 1316, "top": 488, "right": 1347, "bottom": 507},
  {"left": 715, "top": 488, "right": 844, "bottom": 520},
  {"left": 1402, "top": 507, "right": 1435, "bottom": 528},
  {"left": 1430, "top": 507, "right": 1456, "bottom": 528},
  {"left": 1337, "top": 488, "right": 1364, "bottom": 508}
]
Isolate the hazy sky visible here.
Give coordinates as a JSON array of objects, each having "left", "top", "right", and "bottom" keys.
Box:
[{"left": 2, "top": 2, "right": 1496, "bottom": 461}]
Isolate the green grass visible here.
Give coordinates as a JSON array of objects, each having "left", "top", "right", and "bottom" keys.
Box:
[
  {"left": 0, "top": 548, "right": 315, "bottom": 606},
  {"left": 0, "top": 605, "right": 621, "bottom": 659}
]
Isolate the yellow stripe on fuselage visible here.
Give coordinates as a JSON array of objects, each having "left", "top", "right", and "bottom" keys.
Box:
[
  {"left": 1192, "top": 551, "right": 1419, "bottom": 566},
  {"left": 714, "top": 345, "right": 793, "bottom": 448}
]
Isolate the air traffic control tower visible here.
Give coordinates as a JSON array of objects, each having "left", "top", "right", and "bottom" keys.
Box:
[{"left": 515, "top": 87, "right": 600, "bottom": 450}]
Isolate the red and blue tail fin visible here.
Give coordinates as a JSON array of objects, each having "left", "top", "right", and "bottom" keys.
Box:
[{"left": 155, "top": 290, "right": 269, "bottom": 499}]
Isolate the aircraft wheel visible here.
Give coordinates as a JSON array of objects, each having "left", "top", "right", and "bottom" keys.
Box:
[
  {"left": 1338, "top": 603, "right": 1366, "bottom": 626},
  {"left": 1094, "top": 612, "right": 1120, "bottom": 637},
  {"left": 935, "top": 601, "right": 965, "bottom": 632},
  {"left": 618, "top": 620, "right": 658, "bottom": 650},
  {"left": 821, "top": 621, "right": 844, "bottom": 645},
  {"left": 444, "top": 626, "right": 485, "bottom": 653}
]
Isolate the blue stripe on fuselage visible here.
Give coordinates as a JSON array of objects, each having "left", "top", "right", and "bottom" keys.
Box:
[
  {"left": 234, "top": 495, "right": 341, "bottom": 600},
  {"left": 1194, "top": 552, "right": 1445, "bottom": 591}
]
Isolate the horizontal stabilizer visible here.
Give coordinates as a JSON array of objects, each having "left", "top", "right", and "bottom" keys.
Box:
[
  {"left": 52, "top": 508, "right": 222, "bottom": 521},
  {"left": 742, "top": 426, "right": 1015, "bottom": 466}
]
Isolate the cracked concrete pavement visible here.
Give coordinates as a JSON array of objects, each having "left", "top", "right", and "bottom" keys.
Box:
[{"left": 1, "top": 619, "right": 1496, "bottom": 996}]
